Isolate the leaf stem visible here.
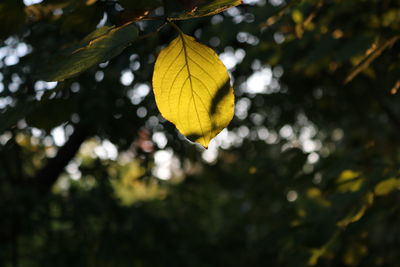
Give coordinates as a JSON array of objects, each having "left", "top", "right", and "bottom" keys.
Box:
[
  {"left": 140, "top": 16, "right": 165, "bottom": 21},
  {"left": 136, "top": 22, "right": 167, "bottom": 41},
  {"left": 167, "top": 21, "right": 184, "bottom": 35}
]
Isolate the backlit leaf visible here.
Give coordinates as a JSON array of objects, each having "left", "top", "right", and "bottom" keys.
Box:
[
  {"left": 38, "top": 22, "right": 139, "bottom": 81},
  {"left": 152, "top": 33, "right": 234, "bottom": 148}
]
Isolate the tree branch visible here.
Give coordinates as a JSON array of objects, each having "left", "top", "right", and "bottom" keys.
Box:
[{"left": 32, "top": 125, "right": 91, "bottom": 192}]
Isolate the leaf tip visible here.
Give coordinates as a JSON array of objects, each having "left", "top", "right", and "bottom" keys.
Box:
[{"left": 193, "top": 136, "right": 209, "bottom": 149}]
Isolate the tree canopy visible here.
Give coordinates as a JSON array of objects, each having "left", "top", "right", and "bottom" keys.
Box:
[{"left": 1, "top": 0, "right": 400, "bottom": 266}]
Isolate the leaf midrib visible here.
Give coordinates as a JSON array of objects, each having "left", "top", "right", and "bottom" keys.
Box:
[{"left": 179, "top": 33, "right": 208, "bottom": 146}]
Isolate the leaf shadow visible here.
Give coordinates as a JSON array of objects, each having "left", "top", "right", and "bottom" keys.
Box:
[
  {"left": 185, "top": 78, "right": 232, "bottom": 148},
  {"left": 210, "top": 78, "right": 231, "bottom": 115},
  {"left": 185, "top": 133, "right": 202, "bottom": 143}
]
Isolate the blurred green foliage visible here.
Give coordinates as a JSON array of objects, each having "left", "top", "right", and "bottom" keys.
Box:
[{"left": 0, "top": 0, "right": 400, "bottom": 266}]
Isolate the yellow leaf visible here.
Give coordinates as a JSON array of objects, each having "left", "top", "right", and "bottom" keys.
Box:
[
  {"left": 337, "top": 193, "right": 373, "bottom": 228},
  {"left": 337, "top": 205, "right": 367, "bottom": 228},
  {"left": 152, "top": 32, "right": 234, "bottom": 148},
  {"left": 374, "top": 177, "right": 400, "bottom": 196},
  {"left": 336, "top": 170, "right": 363, "bottom": 192},
  {"left": 292, "top": 9, "right": 303, "bottom": 24}
]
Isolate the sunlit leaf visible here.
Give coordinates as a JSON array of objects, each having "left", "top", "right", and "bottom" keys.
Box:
[
  {"left": 166, "top": 0, "right": 242, "bottom": 20},
  {"left": 308, "top": 231, "right": 340, "bottom": 266},
  {"left": 374, "top": 178, "right": 400, "bottom": 196},
  {"left": 336, "top": 170, "right": 364, "bottom": 192},
  {"left": 306, "top": 188, "right": 330, "bottom": 207},
  {"left": 152, "top": 32, "right": 234, "bottom": 148},
  {"left": 38, "top": 23, "right": 139, "bottom": 81},
  {"left": 308, "top": 248, "right": 326, "bottom": 266},
  {"left": 111, "top": 160, "right": 166, "bottom": 206},
  {"left": 337, "top": 193, "right": 373, "bottom": 228},
  {"left": 337, "top": 205, "right": 367, "bottom": 228},
  {"left": 291, "top": 9, "right": 303, "bottom": 24}
]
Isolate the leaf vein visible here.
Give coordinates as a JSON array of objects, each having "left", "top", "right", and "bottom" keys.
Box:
[
  {"left": 180, "top": 34, "right": 207, "bottom": 145},
  {"left": 167, "top": 64, "right": 186, "bottom": 114},
  {"left": 160, "top": 47, "right": 184, "bottom": 88},
  {"left": 178, "top": 76, "right": 190, "bottom": 132},
  {"left": 191, "top": 75, "right": 213, "bottom": 101},
  {"left": 185, "top": 41, "right": 216, "bottom": 65},
  {"left": 188, "top": 57, "right": 220, "bottom": 90},
  {"left": 192, "top": 89, "right": 214, "bottom": 142}
]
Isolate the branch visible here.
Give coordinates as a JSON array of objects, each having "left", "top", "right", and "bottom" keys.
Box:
[
  {"left": 136, "top": 22, "right": 167, "bottom": 42},
  {"left": 32, "top": 125, "right": 91, "bottom": 192},
  {"left": 344, "top": 35, "right": 400, "bottom": 84},
  {"left": 260, "top": 0, "right": 303, "bottom": 29}
]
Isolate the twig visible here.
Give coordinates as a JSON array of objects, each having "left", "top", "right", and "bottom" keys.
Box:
[
  {"left": 260, "top": 0, "right": 303, "bottom": 29},
  {"left": 140, "top": 15, "right": 165, "bottom": 21},
  {"left": 344, "top": 35, "right": 400, "bottom": 84},
  {"left": 136, "top": 22, "right": 168, "bottom": 42},
  {"left": 32, "top": 125, "right": 91, "bottom": 192}
]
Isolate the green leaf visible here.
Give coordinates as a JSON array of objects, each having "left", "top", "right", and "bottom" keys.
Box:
[
  {"left": 344, "top": 35, "right": 400, "bottom": 84},
  {"left": 166, "top": 0, "right": 242, "bottom": 20},
  {"left": 152, "top": 32, "right": 234, "bottom": 148},
  {"left": 37, "top": 23, "right": 139, "bottom": 81},
  {"left": 60, "top": 1, "right": 103, "bottom": 34}
]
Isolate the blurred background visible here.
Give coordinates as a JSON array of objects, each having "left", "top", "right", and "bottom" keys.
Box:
[{"left": 1, "top": 0, "right": 400, "bottom": 266}]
